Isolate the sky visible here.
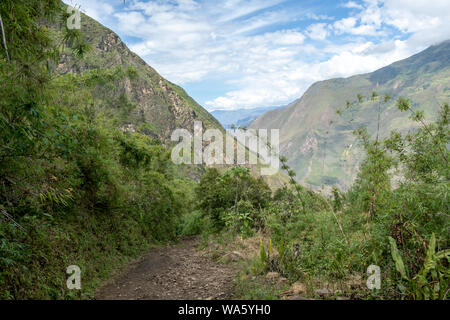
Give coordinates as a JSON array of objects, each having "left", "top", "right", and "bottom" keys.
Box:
[{"left": 63, "top": 0, "right": 450, "bottom": 111}]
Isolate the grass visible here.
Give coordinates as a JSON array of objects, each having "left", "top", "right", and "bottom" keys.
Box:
[
  {"left": 0, "top": 210, "right": 168, "bottom": 299},
  {"left": 234, "top": 271, "right": 286, "bottom": 300},
  {"left": 212, "top": 209, "right": 376, "bottom": 300}
]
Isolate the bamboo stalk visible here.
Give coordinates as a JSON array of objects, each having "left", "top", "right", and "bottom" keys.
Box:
[
  {"left": 1, "top": 208, "right": 25, "bottom": 231},
  {"left": 0, "top": 13, "right": 10, "bottom": 62},
  {"left": 332, "top": 210, "right": 350, "bottom": 246}
]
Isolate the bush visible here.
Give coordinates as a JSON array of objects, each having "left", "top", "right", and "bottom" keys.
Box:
[
  {"left": 178, "top": 210, "right": 207, "bottom": 237},
  {"left": 0, "top": 2, "right": 195, "bottom": 298},
  {"left": 196, "top": 167, "right": 271, "bottom": 232}
]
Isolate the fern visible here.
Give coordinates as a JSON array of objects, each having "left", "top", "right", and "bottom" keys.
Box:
[
  {"left": 390, "top": 234, "right": 450, "bottom": 299},
  {"left": 413, "top": 233, "right": 450, "bottom": 299},
  {"left": 388, "top": 236, "right": 408, "bottom": 280}
]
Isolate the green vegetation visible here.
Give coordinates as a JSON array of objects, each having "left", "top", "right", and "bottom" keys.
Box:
[
  {"left": 196, "top": 167, "right": 272, "bottom": 233},
  {"left": 0, "top": 0, "right": 447, "bottom": 301},
  {"left": 0, "top": 1, "right": 196, "bottom": 299},
  {"left": 49, "top": 3, "right": 222, "bottom": 144},
  {"left": 198, "top": 95, "right": 449, "bottom": 300},
  {"left": 250, "top": 40, "right": 450, "bottom": 190}
]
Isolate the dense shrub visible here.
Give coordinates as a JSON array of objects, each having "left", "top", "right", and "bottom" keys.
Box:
[
  {"left": 0, "top": 1, "right": 195, "bottom": 299},
  {"left": 341, "top": 96, "right": 449, "bottom": 299},
  {"left": 196, "top": 167, "right": 272, "bottom": 232}
]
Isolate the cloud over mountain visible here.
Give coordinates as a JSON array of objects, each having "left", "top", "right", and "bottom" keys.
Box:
[{"left": 65, "top": 0, "right": 450, "bottom": 110}]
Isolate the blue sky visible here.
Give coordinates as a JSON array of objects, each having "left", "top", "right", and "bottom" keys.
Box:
[{"left": 64, "top": 0, "right": 450, "bottom": 111}]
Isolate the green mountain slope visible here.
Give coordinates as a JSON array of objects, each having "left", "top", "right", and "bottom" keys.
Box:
[
  {"left": 50, "top": 10, "right": 289, "bottom": 187},
  {"left": 52, "top": 12, "right": 222, "bottom": 142},
  {"left": 251, "top": 40, "right": 450, "bottom": 190}
]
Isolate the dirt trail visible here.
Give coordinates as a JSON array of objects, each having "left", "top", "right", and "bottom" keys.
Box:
[{"left": 95, "top": 238, "right": 237, "bottom": 300}]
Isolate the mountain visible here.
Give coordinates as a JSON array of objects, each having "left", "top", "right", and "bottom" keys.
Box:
[
  {"left": 53, "top": 12, "right": 222, "bottom": 143},
  {"left": 251, "top": 40, "right": 450, "bottom": 190},
  {"left": 51, "top": 10, "right": 288, "bottom": 188},
  {"left": 212, "top": 106, "right": 282, "bottom": 129}
]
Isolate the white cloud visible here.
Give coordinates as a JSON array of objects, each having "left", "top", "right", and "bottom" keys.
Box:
[
  {"left": 342, "top": 1, "right": 364, "bottom": 10},
  {"left": 381, "top": 0, "right": 450, "bottom": 49},
  {"left": 64, "top": 0, "right": 114, "bottom": 23},
  {"left": 120, "top": 1, "right": 309, "bottom": 86},
  {"left": 333, "top": 17, "right": 357, "bottom": 34},
  {"left": 64, "top": 0, "right": 450, "bottom": 111},
  {"left": 333, "top": 8, "right": 380, "bottom": 37},
  {"left": 306, "top": 23, "right": 329, "bottom": 40},
  {"left": 205, "top": 38, "right": 415, "bottom": 110}
]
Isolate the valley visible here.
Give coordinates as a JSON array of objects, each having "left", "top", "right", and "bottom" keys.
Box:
[{"left": 0, "top": 0, "right": 448, "bottom": 302}]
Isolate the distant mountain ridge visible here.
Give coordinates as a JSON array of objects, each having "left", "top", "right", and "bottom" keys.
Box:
[
  {"left": 212, "top": 106, "right": 282, "bottom": 129},
  {"left": 251, "top": 40, "right": 450, "bottom": 190}
]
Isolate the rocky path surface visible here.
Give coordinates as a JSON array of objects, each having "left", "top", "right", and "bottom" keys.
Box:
[{"left": 95, "top": 238, "right": 237, "bottom": 300}]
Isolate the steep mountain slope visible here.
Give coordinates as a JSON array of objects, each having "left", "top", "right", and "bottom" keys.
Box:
[
  {"left": 53, "top": 12, "right": 222, "bottom": 143},
  {"left": 251, "top": 40, "right": 450, "bottom": 190},
  {"left": 50, "top": 10, "right": 289, "bottom": 187}
]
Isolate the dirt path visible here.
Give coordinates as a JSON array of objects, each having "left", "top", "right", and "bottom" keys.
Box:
[{"left": 95, "top": 238, "right": 237, "bottom": 300}]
